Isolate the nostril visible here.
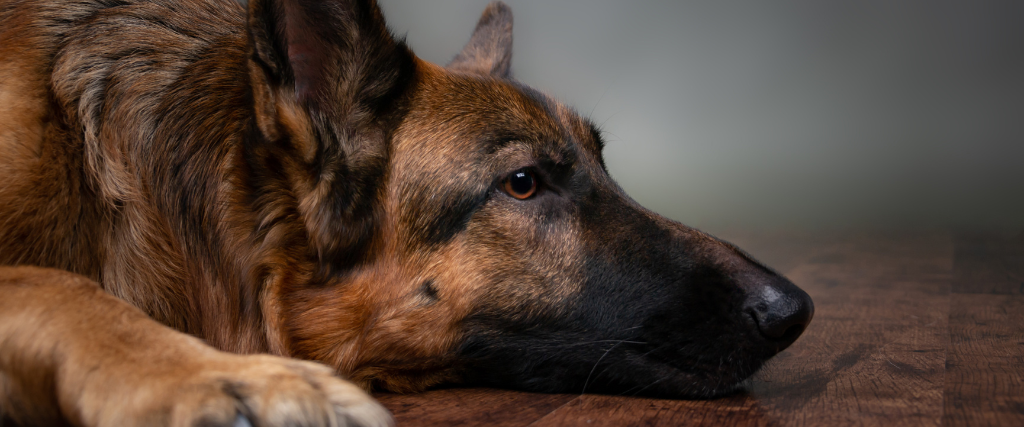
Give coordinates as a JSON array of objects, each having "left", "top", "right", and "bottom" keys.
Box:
[
  {"left": 746, "top": 287, "right": 814, "bottom": 342},
  {"left": 780, "top": 323, "right": 806, "bottom": 341},
  {"left": 752, "top": 309, "right": 808, "bottom": 341}
]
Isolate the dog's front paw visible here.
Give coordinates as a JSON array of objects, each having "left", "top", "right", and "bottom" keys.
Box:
[{"left": 82, "top": 353, "right": 391, "bottom": 427}]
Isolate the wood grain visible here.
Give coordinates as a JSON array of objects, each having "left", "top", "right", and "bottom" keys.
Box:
[
  {"left": 375, "top": 232, "right": 1024, "bottom": 426},
  {"left": 943, "top": 294, "right": 1024, "bottom": 426},
  {"left": 943, "top": 232, "right": 1024, "bottom": 426},
  {"left": 375, "top": 388, "right": 577, "bottom": 426}
]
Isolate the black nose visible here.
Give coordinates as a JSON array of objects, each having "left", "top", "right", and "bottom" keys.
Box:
[{"left": 745, "top": 277, "right": 814, "bottom": 344}]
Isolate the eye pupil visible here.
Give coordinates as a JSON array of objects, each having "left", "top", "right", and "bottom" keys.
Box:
[
  {"left": 503, "top": 169, "right": 537, "bottom": 199},
  {"left": 511, "top": 172, "right": 533, "bottom": 193}
]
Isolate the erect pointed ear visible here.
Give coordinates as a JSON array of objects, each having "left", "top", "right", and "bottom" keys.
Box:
[
  {"left": 245, "top": 0, "right": 414, "bottom": 274},
  {"left": 247, "top": 0, "right": 413, "bottom": 114},
  {"left": 447, "top": 1, "right": 513, "bottom": 78}
]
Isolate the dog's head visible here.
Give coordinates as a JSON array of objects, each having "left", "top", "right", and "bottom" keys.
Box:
[{"left": 245, "top": 0, "right": 812, "bottom": 398}]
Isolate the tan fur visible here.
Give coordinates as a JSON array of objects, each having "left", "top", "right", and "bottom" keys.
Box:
[
  {"left": 0, "top": 0, "right": 586, "bottom": 422},
  {"left": 0, "top": 267, "right": 389, "bottom": 426}
]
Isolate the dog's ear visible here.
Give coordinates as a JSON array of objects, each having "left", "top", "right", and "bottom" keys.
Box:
[
  {"left": 246, "top": 0, "right": 414, "bottom": 273},
  {"left": 247, "top": 0, "right": 413, "bottom": 112},
  {"left": 447, "top": 1, "right": 513, "bottom": 78}
]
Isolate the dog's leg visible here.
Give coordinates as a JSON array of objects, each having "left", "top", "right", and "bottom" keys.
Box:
[{"left": 0, "top": 266, "right": 391, "bottom": 427}]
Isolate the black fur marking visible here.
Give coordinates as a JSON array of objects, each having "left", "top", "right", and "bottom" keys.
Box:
[
  {"left": 405, "top": 185, "right": 490, "bottom": 248},
  {"left": 420, "top": 279, "right": 439, "bottom": 302}
]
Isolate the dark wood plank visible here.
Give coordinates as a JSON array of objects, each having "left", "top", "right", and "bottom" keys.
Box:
[
  {"left": 953, "top": 233, "right": 1024, "bottom": 294},
  {"left": 530, "top": 233, "right": 954, "bottom": 426},
  {"left": 734, "top": 234, "right": 951, "bottom": 427},
  {"left": 376, "top": 388, "right": 576, "bottom": 426},
  {"left": 528, "top": 393, "right": 777, "bottom": 427},
  {"left": 943, "top": 293, "right": 1024, "bottom": 426}
]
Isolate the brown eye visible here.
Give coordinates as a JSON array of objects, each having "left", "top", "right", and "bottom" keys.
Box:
[{"left": 502, "top": 169, "right": 537, "bottom": 199}]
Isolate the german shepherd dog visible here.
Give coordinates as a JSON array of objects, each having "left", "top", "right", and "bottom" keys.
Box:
[{"left": 0, "top": 0, "right": 813, "bottom": 425}]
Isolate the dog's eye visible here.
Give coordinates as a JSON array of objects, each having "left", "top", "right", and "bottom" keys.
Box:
[{"left": 502, "top": 169, "right": 537, "bottom": 200}]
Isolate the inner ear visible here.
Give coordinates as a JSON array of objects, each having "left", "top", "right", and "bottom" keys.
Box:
[
  {"left": 447, "top": 1, "right": 514, "bottom": 78},
  {"left": 247, "top": 0, "right": 414, "bottom": 111}
]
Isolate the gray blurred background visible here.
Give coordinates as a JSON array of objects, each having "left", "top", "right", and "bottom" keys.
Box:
[{"left": 377, "top": 0, "right": 1024, "bottom": 234}]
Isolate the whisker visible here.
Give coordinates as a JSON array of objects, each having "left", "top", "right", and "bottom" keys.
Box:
[{"left": 580, "top": 340, "right": 626, "bottom": 396}]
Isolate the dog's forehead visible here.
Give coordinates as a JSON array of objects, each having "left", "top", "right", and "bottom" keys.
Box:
[{"left": 398, "top": 61, "right": 603, "bottom": 162}]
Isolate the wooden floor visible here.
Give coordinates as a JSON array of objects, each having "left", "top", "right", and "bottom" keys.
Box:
[{"left": 375, "top": 231, "right": 1024, "bottom": 426}]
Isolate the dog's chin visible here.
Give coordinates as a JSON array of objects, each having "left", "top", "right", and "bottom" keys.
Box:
[
  {"left": 572, "top": 352, "right": 768, "bottom": 399},
  {"left": 455, "top": 346, "right": 769, "bottom": 399}
]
